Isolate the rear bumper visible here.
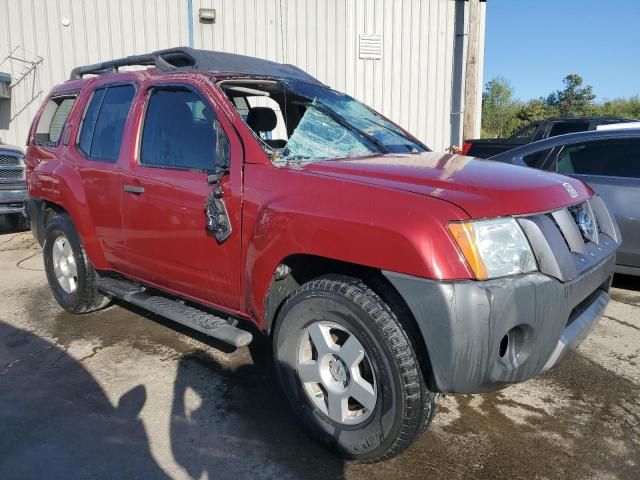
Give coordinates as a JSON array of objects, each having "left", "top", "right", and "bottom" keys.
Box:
[
  {"left": 0, "top": 188, "right": 27, "bottom": 214},
  {"left": 383, "top": 253, "right": 615, "bottom": 394}
]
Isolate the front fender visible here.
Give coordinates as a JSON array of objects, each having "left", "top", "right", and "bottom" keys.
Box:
[{"left": 242, "top": 165, "right": 472, "bottom": 328}]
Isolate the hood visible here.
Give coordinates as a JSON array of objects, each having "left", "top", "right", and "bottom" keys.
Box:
[
  {"left": 299, "top": 152, "right": 592, "bottom": 218},
  {"left": 0, "top": 143, "right": 25, "bottom": 155}
]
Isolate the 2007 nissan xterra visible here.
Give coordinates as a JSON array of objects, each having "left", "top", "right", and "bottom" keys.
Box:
[{"left": 25, "top": 48, "right": 620, "bottom": 462}]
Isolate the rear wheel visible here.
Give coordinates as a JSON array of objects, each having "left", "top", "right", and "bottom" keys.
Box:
[
  {"left": 273, "top": 276, "right": 437, "bottom": 462},
  {"left": 43, "top": 213, "right": 111, "bottom": 313}
]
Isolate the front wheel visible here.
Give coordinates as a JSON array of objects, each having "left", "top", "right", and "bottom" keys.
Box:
[
  {"left": 43, "top": 213, "right": 111, "bottom": 313},
  {"left": 273, "top": 276, "right": 437, "bottom": 462}
]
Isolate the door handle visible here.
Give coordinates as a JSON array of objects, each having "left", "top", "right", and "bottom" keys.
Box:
[{"left": 123, "top": 184, "right": 145, "bottom": 194}]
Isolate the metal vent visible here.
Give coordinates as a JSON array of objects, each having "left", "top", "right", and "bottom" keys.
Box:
[{"left": 358, "top": 34, "right": 382, "bottom": 60}]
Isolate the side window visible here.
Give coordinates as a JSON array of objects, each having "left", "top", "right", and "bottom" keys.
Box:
[
  {"left": 77, "top": 85, "right": 135, "bottom": 162},
  {"left": 548, "top": 122, "right": 589, "bottom": 137},
  {"left": 557, "top": 139, "right": 640, "bottom": 178},
  {"left": 522, "top": 148, "right": 553, "bottom": 168},
  {"left": 33, "top": 96, "right": 77, "bottom": 146},
  {"left": 141, "top": 88, "right": 228, "bottom": 171}
]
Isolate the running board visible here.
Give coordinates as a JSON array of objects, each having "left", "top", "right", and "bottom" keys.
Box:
[{"left": 96, "top": 277, "right": 252, "bottom": 348}]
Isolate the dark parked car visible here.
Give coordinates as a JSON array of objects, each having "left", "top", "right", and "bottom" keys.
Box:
[
  {"left": 489, "top": 129, "right": 639, "bottom": 276},
  {"left": 462, "top": 116, "right": 635, "bottom": 159}
]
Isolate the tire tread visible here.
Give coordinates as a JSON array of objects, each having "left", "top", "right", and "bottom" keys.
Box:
[{"left": 279, "top": 275, "right": 438, "bottom": 463}]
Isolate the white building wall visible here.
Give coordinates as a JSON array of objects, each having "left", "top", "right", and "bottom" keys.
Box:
[
  {"left": 0, "top": 0, "right": 485, "bottom": 150},
  {"left": 0, "top": 0, "right": 189, "bottom": 146}
]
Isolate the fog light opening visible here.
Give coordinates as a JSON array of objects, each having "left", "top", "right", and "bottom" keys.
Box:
[{"left": 499, "top": 334, "right": 509, "bottom": 358}]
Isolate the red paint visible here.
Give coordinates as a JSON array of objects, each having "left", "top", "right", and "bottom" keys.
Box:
[{"left": 26, "top": 70, "right": 594, "bottom": 331}]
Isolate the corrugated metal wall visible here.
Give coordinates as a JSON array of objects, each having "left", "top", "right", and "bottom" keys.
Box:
[
  {"left": 0, "top": 0, "right": 189, "bottom": 146},
  {"left": 0, "top": 0, "right": 485, "bottom": 150},
  {"left": 194, "top": 0, "right": 485, "bottom": 150}
]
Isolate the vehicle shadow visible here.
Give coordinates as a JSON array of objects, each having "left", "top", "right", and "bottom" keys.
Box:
[
  {"left": 0, "top": 214, "right": 29, "bottom": 235},
  {"left": 169, "top": 340, "right": 346, "bottom": 480},
  {"left": 612, "top": 273, "right": 640, "bottom": 293},
  {"left": 40, "top": 293, "right": 346, "bottom": 480},
  {"left": 0, "top": 319, "right": 169, "bottom": 479}
]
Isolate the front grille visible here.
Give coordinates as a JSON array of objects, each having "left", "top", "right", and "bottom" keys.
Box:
[
  {"left": 0, "top": 151, "right": 24, "bottom": 183},
  {"left": 0, "top": 154, "right": 22, "bottom": 166},
  {"left": 0, "top": 167, "right": 24, "bottom": 182},
  {"left": 517, "top": 196, "right": 619, "bottom": 283}
]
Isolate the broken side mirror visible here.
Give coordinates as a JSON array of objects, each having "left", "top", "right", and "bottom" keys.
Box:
[
  {"left": 205, "top": 121, "right": 232, "bottom": 241},
  {"left": 207, "top": 166, "right": 228, "bottom": 185}
]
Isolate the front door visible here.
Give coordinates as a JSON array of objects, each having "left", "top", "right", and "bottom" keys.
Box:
[{"left": 122, "top": 82, "right": 243, "bottom": 310}]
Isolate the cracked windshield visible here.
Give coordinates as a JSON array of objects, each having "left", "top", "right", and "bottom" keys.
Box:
[{"left": 221, "top": 80, "right": 429, "bottom": 163}]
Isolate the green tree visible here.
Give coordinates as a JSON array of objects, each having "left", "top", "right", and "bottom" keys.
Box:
[
  {"left": 544, "top": 74, "right": 596, "bottom": 116},
  {"left": 481, "top": 77, "right": 521, "bottom": 138},
  {"left": 594, "top": 96, "right": 640, "bottom": 118},
  {"left": 517, "top": 98, "right": 554, "bottom": 124}
]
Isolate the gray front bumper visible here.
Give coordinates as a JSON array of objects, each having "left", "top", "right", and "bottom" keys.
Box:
[
  {"left": 384, "top": 253, "right": 615, "bottom": 394},
  {"left": 0, "top": 188, "right": 27, "bottom": 214}
]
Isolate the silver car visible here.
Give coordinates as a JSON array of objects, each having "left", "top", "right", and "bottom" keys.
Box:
[{"left": 489, "top": 129, "right": 640, "bottom": 276}]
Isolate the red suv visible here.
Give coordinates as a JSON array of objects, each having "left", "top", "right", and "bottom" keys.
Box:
[{"left": 25, "top": 48, "right": 620, "bottom": 462}]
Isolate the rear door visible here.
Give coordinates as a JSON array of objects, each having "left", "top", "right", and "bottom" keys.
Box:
[
  {"left": 121, "top": 80, "right": 243, "bottom": 309},
  {"left": 72, "top": 84, "right": 136, "bottom": 270},
  {"left": 554, "top": 137, "right": 640, "bottom": 269}
]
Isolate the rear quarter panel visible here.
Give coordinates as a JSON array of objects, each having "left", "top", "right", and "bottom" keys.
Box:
[{"left": 26, "top": 84, "right": 111, "bottom": 269}]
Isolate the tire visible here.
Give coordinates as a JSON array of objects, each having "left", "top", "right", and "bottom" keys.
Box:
[
  {"left": 273, "top": 275, "right": 438, "bottom": 462},
  {"left": 43, "top": 213, "right": 111, "bottom": 313}
]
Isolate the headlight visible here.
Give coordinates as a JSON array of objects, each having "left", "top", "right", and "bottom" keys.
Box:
[{"left": 448, "top": 218, "right": 537, "bottom": 280}]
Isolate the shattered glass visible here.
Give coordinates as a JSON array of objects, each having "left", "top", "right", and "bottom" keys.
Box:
[
  {"left": 280, "top": 106, "right": 373, "bottom": 161},
  {"left": 224, "top": 78, "right": 429, "bottom": 164},
  {"left": 287, "top": 81, "right": 428, "bottom": 155}
]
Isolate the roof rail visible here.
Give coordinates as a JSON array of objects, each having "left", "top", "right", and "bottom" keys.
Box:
[
  {"left": 68, "top": 47, "right": 322, "bottom": 85},
  {"left": 69, "top": 48, "right": 197, "bottom": 80}
]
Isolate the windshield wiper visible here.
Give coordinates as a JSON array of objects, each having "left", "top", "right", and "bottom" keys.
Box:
[{"left": 308, "top": 103, "right": 392, "bottom": 154}]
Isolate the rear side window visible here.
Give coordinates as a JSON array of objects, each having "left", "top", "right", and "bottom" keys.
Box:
[
  {"left": 548, "top": 122, "right": 589, "bottom": 137},
  {"left": 77, "top": 85, "right": 135, "bottom": 162},
  {"left": 557, "top": 138, "right": 640, "bottom": 178},
  {"left": 140, "top": 88, "right": 226, "bottom": 171},
  {"left": 33, "top": 96, "right": 77, "bottom": 146}
]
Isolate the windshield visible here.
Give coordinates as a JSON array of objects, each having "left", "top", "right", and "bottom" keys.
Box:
[{"left": 220, "top": 79, "right": 429, "bottom": 163}]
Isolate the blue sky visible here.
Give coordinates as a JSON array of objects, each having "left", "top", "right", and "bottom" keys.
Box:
[{"left": 483, "top": 0, "right": 640, "bottom": 102}]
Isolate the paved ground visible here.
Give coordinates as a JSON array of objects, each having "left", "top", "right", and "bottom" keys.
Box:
[{"left": 1, "top": 222, "right": 639, "bottom": 480}]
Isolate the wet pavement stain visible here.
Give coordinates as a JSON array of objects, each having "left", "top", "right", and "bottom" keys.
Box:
[{"left": 10, "top": 278, "right": 640, "bottom": 479}]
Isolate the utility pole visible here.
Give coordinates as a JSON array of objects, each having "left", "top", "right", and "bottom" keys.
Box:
[{"left": 463, "top": 0, "right": 481, "bottom": 142}]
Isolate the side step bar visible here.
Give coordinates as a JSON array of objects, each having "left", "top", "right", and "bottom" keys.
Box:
[{"left": 96, "top": 277, "right": 253, "bottom": 348}]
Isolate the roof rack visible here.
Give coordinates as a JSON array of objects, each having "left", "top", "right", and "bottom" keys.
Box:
[
  {"left": 69, "top": 47, "right": 322, "bottom": 85},
  {"left": 69, "top": 48, "right": 196, "bottom": 80}
]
